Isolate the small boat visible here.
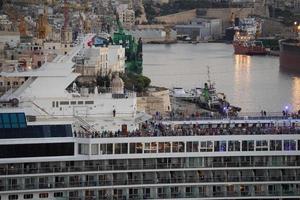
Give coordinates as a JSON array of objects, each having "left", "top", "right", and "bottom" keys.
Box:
[{"left": 171, "top": 67, "right": 241, "bottom": 115}]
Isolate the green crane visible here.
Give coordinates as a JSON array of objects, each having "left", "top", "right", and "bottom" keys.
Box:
[{"left": 112, "top": 13, "right": 143, "bottom": 74}]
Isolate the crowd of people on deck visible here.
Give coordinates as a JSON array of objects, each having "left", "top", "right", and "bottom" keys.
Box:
[{"left": 74, "top": 120, "right": 300, "bottom": 138}]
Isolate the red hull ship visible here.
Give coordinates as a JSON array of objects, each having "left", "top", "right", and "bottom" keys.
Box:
[{"left": 233, "top": 41, "right": 268, "bottom": 55}]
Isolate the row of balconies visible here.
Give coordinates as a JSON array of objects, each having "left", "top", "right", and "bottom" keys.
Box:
[
  {"left": 2, "top": 189, "right": 300, "bottom": 200},
  {"left": 1, "top": 175, "right": 300, "bottom": 192},
  {"left": 1, "top": 160, "right": 299, "bottom": 176}
]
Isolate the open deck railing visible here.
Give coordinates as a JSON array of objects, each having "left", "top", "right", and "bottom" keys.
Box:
[
  {"left": 2, "top": 176, "right": 300, "bottom": 192},
  {"left": 74, "top": 125, "right": 300, "bottom": 138},
  {"left": 163, "top": 112, "right": 300, "bottom": 122},
  {"left": 1, "top": 161, "right": 300, "bottom": 176}
]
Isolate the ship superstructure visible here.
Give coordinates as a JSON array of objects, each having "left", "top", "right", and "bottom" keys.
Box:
[{"left": 0, "top": 34, "right": 300, "bottom": 200}]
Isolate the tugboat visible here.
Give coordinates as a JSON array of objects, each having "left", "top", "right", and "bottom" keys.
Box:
[{"left": 171, "top": 67, "right": 241, "bottom": 115}]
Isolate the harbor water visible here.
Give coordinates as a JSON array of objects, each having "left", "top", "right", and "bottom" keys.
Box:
[{"left": 143, "top": 43, "right": 300, "bottom": 113}]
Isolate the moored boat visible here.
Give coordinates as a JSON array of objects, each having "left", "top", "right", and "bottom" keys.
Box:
[
  {"left": 233, "top": 40, "right": 268, "bottom": 55},
  {"left": 233, "top": 32, "right": 267, "bottom": 56}
]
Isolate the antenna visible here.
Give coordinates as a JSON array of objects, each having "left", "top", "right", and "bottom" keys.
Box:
[{"left": 207, "top": 66, "right": 211, "bottom": 85}]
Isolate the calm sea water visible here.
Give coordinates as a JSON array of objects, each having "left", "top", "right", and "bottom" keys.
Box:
[{"left": 143, "top": 43, "right": 300, "bottom": 113}]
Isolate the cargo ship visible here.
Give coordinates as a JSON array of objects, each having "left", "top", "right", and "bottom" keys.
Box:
[
  {"left": 233, "top": 40, "right": 267, "bottom": 55},
  {"left": 279, "top": 39, "right": 300, "bottom": 71},
  {"left": 233, "top": 32, "right": 267, "bottom": 55},
  {"left": 231, "top": 18, "right": 267, "bottom": 55}
]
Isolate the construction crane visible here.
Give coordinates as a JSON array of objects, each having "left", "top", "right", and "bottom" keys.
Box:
[{"left": 113, "top": 12, "right": 143, "bottom": 74}]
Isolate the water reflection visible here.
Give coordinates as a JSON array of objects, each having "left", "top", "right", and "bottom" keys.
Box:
[
  {"left": 235, "top": 55, "right": 251, "bottom": 67},
  {"left": 234, "top": 55, "right": 251, "bottom": 101},
  {"left": 144, "top": 43, "right": 290, "bottom": 112}
]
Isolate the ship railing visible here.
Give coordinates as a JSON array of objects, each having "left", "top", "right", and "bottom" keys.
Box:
[
  {"left": 2, "top": 161, "right": 300, "bottom": 176},
  {"left": 3, "top": 176, "right": 300, "bottom": 192},
  {"left": 163, "top": 112, "right": 300, "bottom": 121},
  {"left": 74, "top": 127, "right": 300, "bottom": 139},
  {"left": 80, "top": 87, "right": 136, "bottom": 98}
]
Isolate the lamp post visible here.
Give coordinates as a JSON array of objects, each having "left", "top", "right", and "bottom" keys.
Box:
[
  {"left": 285, "top": 105, "right": 289, "bottom": 117},
  {"left": 223, "top": 107, "right": 229, "bottom": 119}
]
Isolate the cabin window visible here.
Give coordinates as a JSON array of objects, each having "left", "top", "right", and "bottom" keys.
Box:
[
  {"left": 70, "top": 101, "right": 76, "bottom": 105},
  {"left": 85, "top": 101, "right": 94, "bottom": 105},
  {"left": 130, "top": 143, "right": 143, "bottom": 154},
  {"left": 23, "top": 194, "right": 33, "bottom": 199},
  {"left": 187, "top": 141, "right": 198, "bottom": 152},
  {"left": 78, "top": 143, "right": 89, "bottom": 155},
  {"left": 144, "top": 142, "right": 157, "bottom": 153},
  {"left": 284, "top": 140, "right": 296, "bottom": 151},
  {"left": 242, "top": 140, "right": 254, "bottom": 151},
  {"left": 172, "top": 142, "right": 185, "bottom": 153},
  {"left": 158, "top": 142, "right": 171, "bottom": 153},
  {"left": 52, "top": 101, "right": 55, "bottom": 108},
  {"left": 228, "top": 140, "right": 240, "bottom": 151},
  {"left": 114, "top": 143, "right": 128, "bottom": 154},
  {"left": 78, "top": 101, "right": 83, "bottom": 105},
  {"left": 214, "top": 141, "right": 227, "bottom": 152},
  {"left": 39, "top": 193, "right": 48, "bottom": 198},
  {"left": 270, "top": 140, "right": 282, "bottom": 151},
  {"left": 100, "top": 144, "right": 113, "bottom": 154},
  {"left": 91, "top": 144, "right": 99, "bottom": 155},
  {"left": 54, "top": 192, "right": 63, "bottom": 197},
  {"left": 200, "top": 141, "right": 213, "bottom": 152},
  {"left": 60, "top": 101, "right": 69, "bottom": 105},
  {"left": 9, "top": 195, "right": 18, "bottom": 200},
  {"left": 256, "top": 140, "right": 268, "bottom": 151}
]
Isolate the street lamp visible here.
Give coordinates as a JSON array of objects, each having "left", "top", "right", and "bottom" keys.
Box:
[
  {"left": 285, "top": 105, "right": 289, "bottom": 117},
  {"left": 223, "top": 107, "right": 229, "bottom": 119}
]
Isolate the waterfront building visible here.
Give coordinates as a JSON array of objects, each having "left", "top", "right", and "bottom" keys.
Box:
[
  {"left": 175, "top": 18, "right": 222, "bottom": 41},
  {"left": 130, "top": 26, "right": 177, "bottom": 43},
  {"left": 75, "top": 46, "right": 109, "bottom": 77}
]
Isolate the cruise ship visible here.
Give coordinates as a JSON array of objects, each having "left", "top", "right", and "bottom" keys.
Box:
[{"left": 0, "top": 34, "right": 300, "bottom": 200}]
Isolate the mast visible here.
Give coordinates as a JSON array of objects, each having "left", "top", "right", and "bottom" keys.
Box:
[{"left": 207, "top": 66, "right": 211, "bottom": 87}]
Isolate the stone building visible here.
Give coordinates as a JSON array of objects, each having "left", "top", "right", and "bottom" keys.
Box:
[
  {"left": 108, "top": 45, "right": 125, "bottom": 74},
  {"left": 116, "top": 4, "right": 135, "bottom": 29}
]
